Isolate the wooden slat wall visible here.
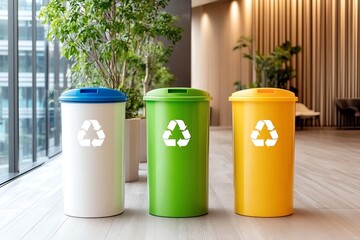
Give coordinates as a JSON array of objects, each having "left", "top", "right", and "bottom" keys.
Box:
[{"left": 252, "top": 0, "right": 360, "bottom": 126}]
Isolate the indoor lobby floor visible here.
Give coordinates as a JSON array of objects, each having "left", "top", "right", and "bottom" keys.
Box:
[{"left": 0, "top": 128, "right": 360, "bottom": 240}]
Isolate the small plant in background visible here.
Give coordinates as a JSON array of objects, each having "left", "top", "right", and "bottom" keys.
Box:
[
  {"left": 233, "top": 81, "right": 258, "bottom": 91},
  {"left": 233, "top": 36, "right": 301, "bottom": 92},
  {"left": 120, "top": 87, "right": 144, "bottom": 119},
  {"left": 126, "top": 40, "right": 176, "bottom": 96}
]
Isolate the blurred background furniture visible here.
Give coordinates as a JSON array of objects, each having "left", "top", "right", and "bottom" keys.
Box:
[
  {"left": 295, "top": 103, "right": 321, "bottom": 129},
  {"left": 335, "top": 99, "right": 360, "bottom": 129}
]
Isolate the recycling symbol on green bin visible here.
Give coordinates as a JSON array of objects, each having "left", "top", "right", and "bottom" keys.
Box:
[
  {"left": 77, "top": 120, "right": 105, "bottom": 147},
  {"left": 250, "top": 120, "right": 278, "bottom": 147},
  {"left": 163, "top": 120, "right": 191, "bottom": 147}
]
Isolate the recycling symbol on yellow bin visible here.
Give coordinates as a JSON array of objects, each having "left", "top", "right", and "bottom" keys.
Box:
[
  {"left": 250, "top": 120, "right": 278, "bottom": 147},
  {"left": 77, "top": 120, "right": 105, "bottom": 147},
  {"left": 163, "top": 120, "right": 191, "bottom": 147}
]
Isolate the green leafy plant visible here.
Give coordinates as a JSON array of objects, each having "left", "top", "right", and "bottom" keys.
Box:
[
  {"left": 120, "top": 87, "right": 144, "bottom": 119},
  {"left": 39, "top": 0, "right": 182, "bottom": 118},
  {"left": 233, "top": 81, "right": 258, "bottom": 91},
  {"left": 233, "top": 36, "right": 300, "bottom": 91},
  {"left": 126, "top": 40, "right": 176, "bottom": 96}
]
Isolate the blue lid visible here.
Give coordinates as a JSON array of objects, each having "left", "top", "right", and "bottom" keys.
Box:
[{"left": 59, "top": 88, "right": 128, "bottom": 103}]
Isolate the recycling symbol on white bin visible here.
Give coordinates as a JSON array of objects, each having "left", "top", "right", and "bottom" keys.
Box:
[
  {"left": 77, "top": 120, "right": 105, "bottom": 147},
  {"left": 250, "top": 120, "right": 278, "bottom": 147},
  {"left": 163, "top": 120, "right": 191, "bottom": 147}
]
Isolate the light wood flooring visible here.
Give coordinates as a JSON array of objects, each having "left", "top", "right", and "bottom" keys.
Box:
[{"left": 0, "top": 128, "right": 360, "bottom": 240}]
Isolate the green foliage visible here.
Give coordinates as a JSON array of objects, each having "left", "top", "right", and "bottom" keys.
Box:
[
  {"left": 150, "top": 65, "right": 174, "bottom": 90},
  {"left": 133, "top": 41, "right": 175, "bottom": 95},
  {"left": 39, "top": 0, "right": 183, "bottom": 118},
  {"left": 233, "top": 81, "right": 258, "bottom": 91},
  {"left": 120, "top": 87, "right": 145, "bottom": 119},
  {"left": 233, "top": 36, "right": 301, "bottom": 91}
]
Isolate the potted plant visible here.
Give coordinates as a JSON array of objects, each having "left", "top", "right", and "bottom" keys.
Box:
[
  {"left": 233, "top": 36, "right": 300, "bottom": 93},
  {"left": 127, "top": 40, "right": 176, "bottom": 163},
  {"left": 40, "top": 0, "right": 183, "bottom": 181}
]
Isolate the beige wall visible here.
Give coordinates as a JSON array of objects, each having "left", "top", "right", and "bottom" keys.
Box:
[
  {"left": 192, "top": 0, "right": 360, "bottom": 126},
  {"left": 192, "top": 0, "right": 252, "bottom": 126}
]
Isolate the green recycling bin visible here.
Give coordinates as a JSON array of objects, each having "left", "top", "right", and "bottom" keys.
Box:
[{"left": 144, "top": 88, "right": 212, "bottom": 217}]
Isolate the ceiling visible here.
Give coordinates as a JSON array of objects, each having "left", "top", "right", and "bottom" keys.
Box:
[{"left": 191, "top": 0, "right": 224, "bottom": 8}]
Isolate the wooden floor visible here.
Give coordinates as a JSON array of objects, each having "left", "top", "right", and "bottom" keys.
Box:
[{"left": 0, "top": 128, "right": 360, "bottom": 240}]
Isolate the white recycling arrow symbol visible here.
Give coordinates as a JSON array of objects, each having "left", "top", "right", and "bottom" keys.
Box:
[
  {"left": 163, "top": 119, "right": 191, "bottom": 147},
  {"left": 250, "top": 120, "right": 278, "bottom": 147},
  {"left": 77, "top": 120, "right": 105, "bottom": 147}
]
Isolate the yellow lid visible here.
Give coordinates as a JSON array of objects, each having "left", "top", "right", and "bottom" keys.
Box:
[{"left": 229, "top": 88, "right": 298, "bottom": 102}]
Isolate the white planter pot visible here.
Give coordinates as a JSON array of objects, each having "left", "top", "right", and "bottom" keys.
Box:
[
  {"left": 124, "top": 118, "right": 140, "bottom": 182},
  {"left": 139, "top": 118, "right": 147, "bottom": 163}
]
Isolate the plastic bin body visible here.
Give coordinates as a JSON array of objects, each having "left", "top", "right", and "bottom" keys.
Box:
[
  {"left": 60, "top": 88, "right": 127, "bottom": 218},
  {"left": 229, "top": 88, "right": 297, "bottom": 217},
  {"left": 144, "top": 88, "right": 212, "bottom": 217}
]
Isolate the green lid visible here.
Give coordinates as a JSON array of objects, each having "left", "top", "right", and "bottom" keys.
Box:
[
  {"left": 144, "top": 88, "right": 212, "bottom": 102},
  {"left": 229, "top": 88, "right": 298, "bottom": 102}
]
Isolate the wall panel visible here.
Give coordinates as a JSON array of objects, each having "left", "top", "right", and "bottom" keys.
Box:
[
  {"left": 192, "top": 1, "right": 243, "bottom": 126},
  {"left": 253, "top": 0, "right": 360, "bottom": 126},
  {"left": 166, "top": 0, "right": 192, "bottom": 87},
  {"left": 192, "top": 0, "right": 360, "bottom": 126}
]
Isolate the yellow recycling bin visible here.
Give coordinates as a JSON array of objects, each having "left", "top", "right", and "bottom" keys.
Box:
[{"left": 229, "top": 88, "right": 298, "bottom": 217}]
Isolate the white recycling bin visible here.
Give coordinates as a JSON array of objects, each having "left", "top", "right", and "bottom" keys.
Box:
[{"left": 59, "top": 88, "right": 127, "bottom": 218}]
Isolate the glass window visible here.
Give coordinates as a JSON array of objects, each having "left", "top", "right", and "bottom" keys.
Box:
[
  {"left": 19, "top": 20, "right": 32, "bottom": 41},
  {"left": 0, "top": 20, "right": 8, "bottom": 40},
  {"left": 36, "top": 0, "right": 47, "bottom": 159},
  {"left": 48, "top": 42, "right": 62, "bottom": 156},
  {"left": 18, "top": 2, "right": 33, "bottom": 170},
  {"left": 0, "top": 2, "right": 8, "bottom": 177},
  {"left": 0, "top": 86, "right": 8, "bottom": 176},
  {"left": 19, "top": 50, "right": 33, "bottom": 73},
  {"left": 36, "top": 51, "right": 45, "bottom": 72},
  {"left": 0, "top": 55, "right": 8, "bottom": 72},
  {"left": 0, "top": 1, "right": 7, "bottom": 11},
  {"left": 18, "top": 0, "right": 32, "bottom": 11},
  {"left": 36, "top": 24, "right": 45, "bottom": 41},
  {"left": 1, "top": 0, "right": 66, "bottom": 184}
]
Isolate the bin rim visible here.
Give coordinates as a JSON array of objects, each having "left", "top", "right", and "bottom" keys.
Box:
[
  {"left": 144, "top": 87, "right": 212, "bottom": 102},
  {"left": 59, "top": 87, "right": 128, "bottom": 103},
  {"left": 229, "top": 88, "right": 298, "bottom": 102}
]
